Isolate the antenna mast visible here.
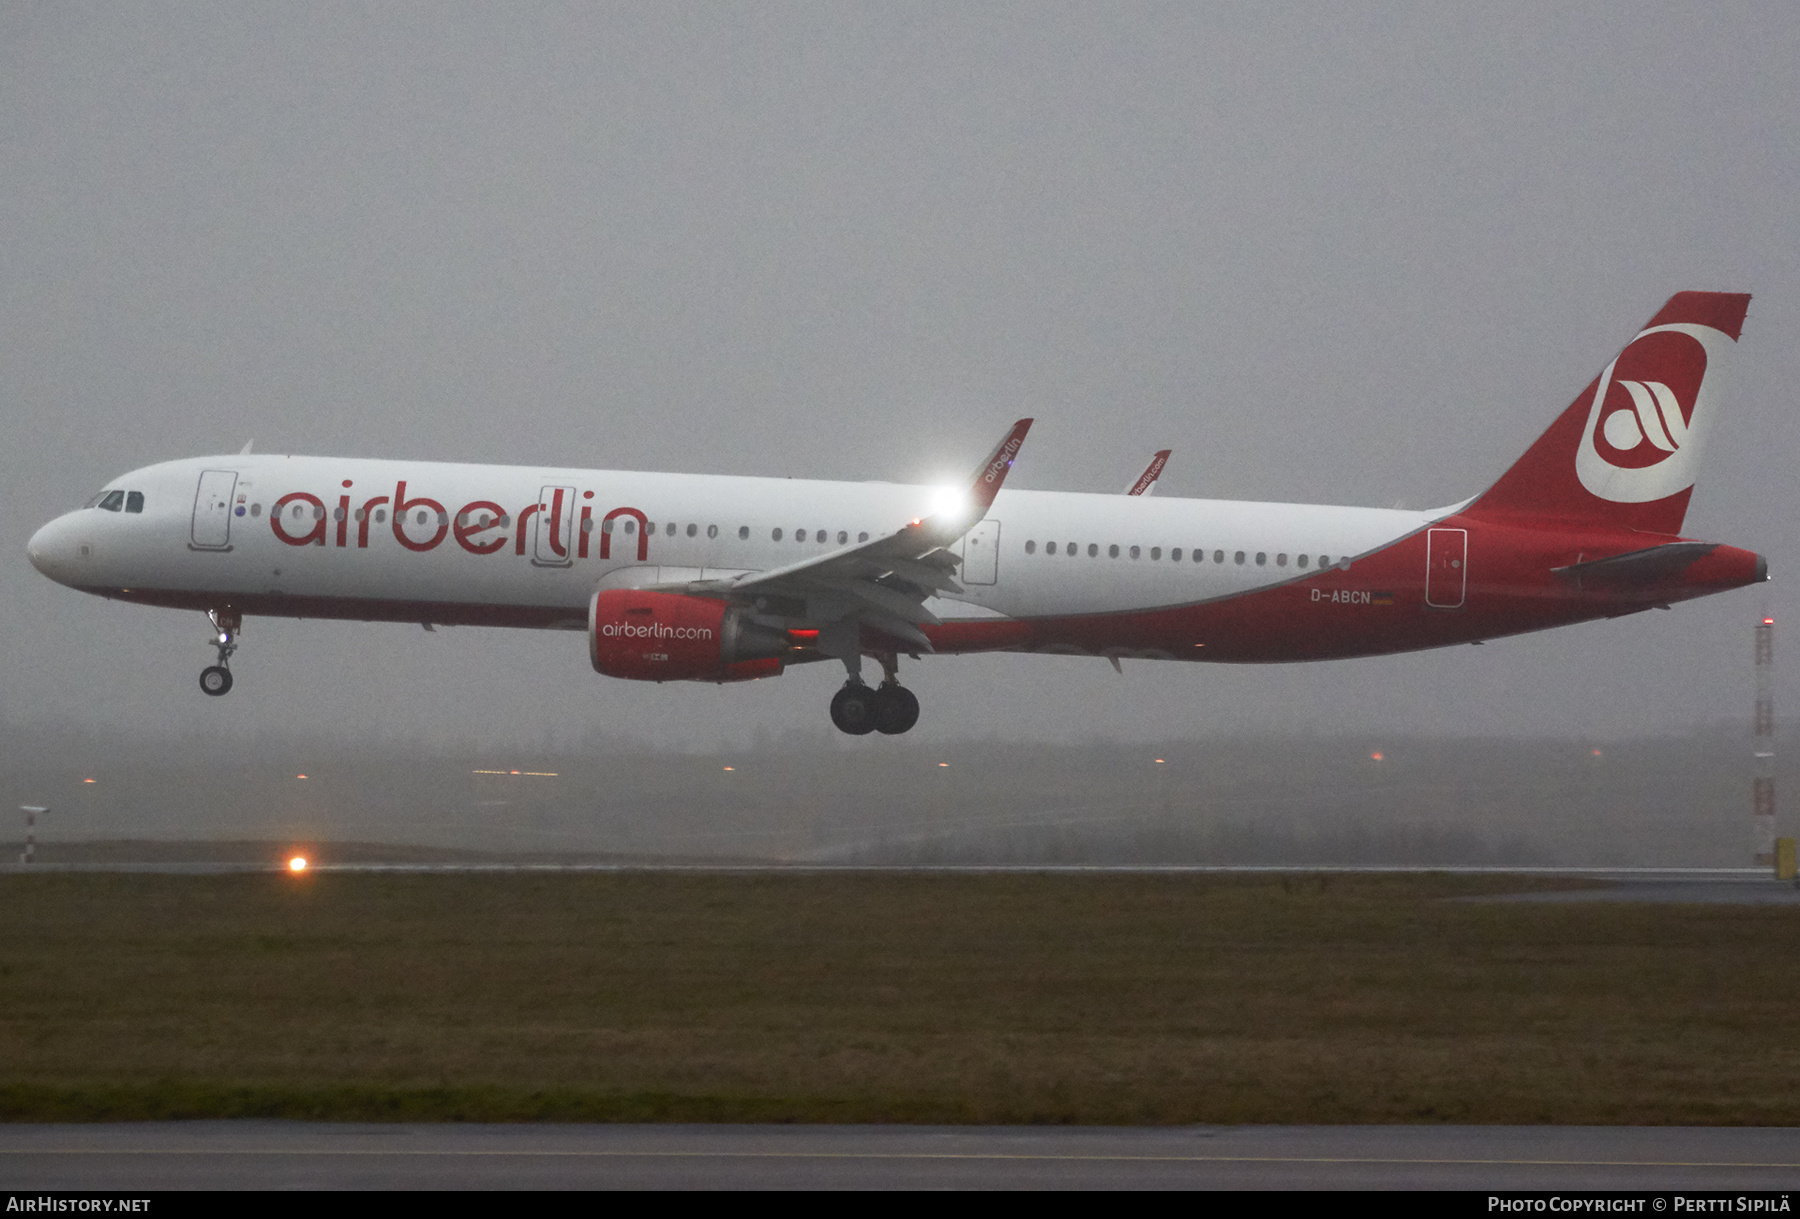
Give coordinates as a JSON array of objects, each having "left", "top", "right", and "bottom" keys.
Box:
[{"left": 1754, "top": 614, "right": 1776, "bottom": 866}]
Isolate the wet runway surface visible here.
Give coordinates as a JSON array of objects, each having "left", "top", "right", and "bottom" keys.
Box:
[
  {"left": 2, "top": 1123, "right": 1797, "bottom": 1190},
  {"left": 1478, "top": 879, "right": 1800, "bottom": 904}
]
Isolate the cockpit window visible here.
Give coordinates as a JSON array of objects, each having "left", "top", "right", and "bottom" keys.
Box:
[
  {"left": 94, "top": 491, "right": 125, "bottom": 512},
  {"left": 125, "top": 491, "right": 145, "bottom": 513}
]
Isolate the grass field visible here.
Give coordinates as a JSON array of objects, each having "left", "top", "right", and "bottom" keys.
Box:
[{"left": 1, "top": 870, "right": 1797, "bottom": 1124}]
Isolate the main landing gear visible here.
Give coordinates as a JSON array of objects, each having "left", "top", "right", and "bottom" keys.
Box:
[
  {"left": 199, "top": 608, "right": 240, "bottom": 697},
  {"left": 828, "top": 653, "right": 920, "bottom": 736}
]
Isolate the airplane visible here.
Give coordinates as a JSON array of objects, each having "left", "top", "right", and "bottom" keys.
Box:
[{"left": 28, "top": 291, "right": 1765, "bottom": 736}]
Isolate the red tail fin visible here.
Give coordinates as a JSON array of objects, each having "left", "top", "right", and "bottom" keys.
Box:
[{"left": 1465, "top": 291, "right": 1751, "bottom": 534}]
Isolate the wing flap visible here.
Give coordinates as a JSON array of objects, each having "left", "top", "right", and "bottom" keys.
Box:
[{"left": 662, "top": 418, "right": 1031, "bottom": 646}]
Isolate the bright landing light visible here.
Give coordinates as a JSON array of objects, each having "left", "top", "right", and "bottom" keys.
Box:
[
  {"left": 927, "top": 485, "right": 969, "bottom": 519},
  {"left": 288, "top": 856, "right": 308, "bottom": 873}
]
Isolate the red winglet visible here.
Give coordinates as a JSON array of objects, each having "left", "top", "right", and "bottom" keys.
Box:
[
  {"left": 967, "top": 418, "right": 1033, "bottom": 513},
  {"left": 1127, "top": 450, "right": 1171, "bottom": 496}
]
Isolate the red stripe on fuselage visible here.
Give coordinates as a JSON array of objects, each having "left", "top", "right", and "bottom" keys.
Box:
[{"left": 928, "top": 518, "right": 1762, "bottom": 662}]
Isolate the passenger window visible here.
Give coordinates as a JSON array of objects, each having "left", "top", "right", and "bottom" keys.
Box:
[
  {"left": 858, "top": 532, "right": 869, "bottom": 543},
  {"left": 1087, "top": 544, "right": 1098, "bottom": 557},
  {"left": 97, "top": 491, "right": 124, "bottom": 512},
  {"left": 624, "top": 519, "right": 636, "bottom": 534},
  {"left": 1234, "top": 551, "right": 1245, "bottom": 565},
  {"left": 772, "top": 528, "right": 783, "bottom": 541},
  {"left": 708, "top": 525, "right": 718, "bottom": 539},
  {"left": 1149, "top": 547, "right": 1159, "bottom": 560},
  {"left": 125, "top": 491, "right": 145, "bottom": 513},
  {"left": 1108, "top": 544, "right": 1120, "bottom": 558},
  {"left": 251, "top": 504, "right": 263, "bottom": 517},
  {"left": 1045, "top": 541, "right": 1056, "bottom": 555},
  {"left": 1025, "top": 540, "right": 1037, "bottom": 554},
  {"left": 1297, "top": 554, "right": 1309, "bottom": 568},
  {"left": 738, "top": 526, "right": 749, "bottom": 539},
  {"left": 1319, "top": 555, "right": 1330, "bottom": 567},
  {"left": 666, "top": 522, "right": 676, "bottom": 536},
  {"left": 1255, "top": 552, "right": 1266, "bottom": 565},
  {"left": 1276, "top": 554, "right": 1287, "bottom": 567},
  {"left": 837, "top": 530, "right": 848, "bottom": 544},
  {"left": 1128, "top": 546, "right": 1140, "bottom": 559},
  {"left": 687, "top": 523, "right": 697, "bottom": 537},
  {"left": 1171, "top": 548, "right": 1182, "bottom": 561},
  {"left": 1214, "top": 550, "right": 1224, "bottom": 564}
]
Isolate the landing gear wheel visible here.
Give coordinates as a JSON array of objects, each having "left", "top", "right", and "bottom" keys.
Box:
[
  {"left": 199, "top": 665, "right": 233, "bottom": 696},
  {"left": 829, "top": 682, "right": 879, "bottom": 735},
  {"left": 873, "top": 683, "right": 920, "bottom": 735}
]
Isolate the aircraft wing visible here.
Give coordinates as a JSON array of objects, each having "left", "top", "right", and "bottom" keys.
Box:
[{"left": 670, "top": 419, "right": 1033, "bottom": 649}]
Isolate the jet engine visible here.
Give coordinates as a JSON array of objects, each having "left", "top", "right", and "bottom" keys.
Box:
[{"left": 588, "top": 589, "right": 790, "bottom": 683}]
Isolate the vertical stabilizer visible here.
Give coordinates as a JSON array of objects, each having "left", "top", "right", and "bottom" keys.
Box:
[{"left": 1465, "top": 292, "right": 1750, "bottom": 535}]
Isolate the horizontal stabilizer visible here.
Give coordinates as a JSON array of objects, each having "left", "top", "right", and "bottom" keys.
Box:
[{"left": 1551, "top": 542, "right": 1718, "bottom": 589}]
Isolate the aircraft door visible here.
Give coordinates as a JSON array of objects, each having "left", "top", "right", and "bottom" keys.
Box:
[
  {"left": 1425, "top": 527, "right": 1467, "bottom": 608},
  {"left": 961, "top": 519, "right": 1001, "bottom": 585},
  {"left": 190, "top": 470, "right": 238, "bottom": 550},
  {"left": 532, "top": 485, "right": 577, "bottom": 567}
]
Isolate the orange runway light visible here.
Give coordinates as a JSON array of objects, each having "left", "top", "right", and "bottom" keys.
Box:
[
  {"left": 1155, "top": 758, "right": 1165, "bottom": 764},
  {"left": 83, "top": 779, "right": 95, "bottom": 784},
  {"left": 1370, "top": 752, "right": 1384, "bottom": 761},
  {"left": 296, "top": 774, "right": 307, "bottom": 779},
  {"left": 938, "top": 762, "right": 949, "bottom": 768},
  {"left": 722, "top": 766, "right": 734, "bottom": 771},
  {"left": 288, "top": 856, "right": 308, "bottom": 873},
  {"left": 1592, "top": 749, "right": 1603, "bottom": 757}
]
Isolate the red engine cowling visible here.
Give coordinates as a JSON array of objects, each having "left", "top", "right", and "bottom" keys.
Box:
[{"left": 589, "top": 589, "right": 789, "bottom": 683}]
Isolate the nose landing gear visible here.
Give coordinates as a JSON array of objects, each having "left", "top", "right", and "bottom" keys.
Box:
[
  {"left": 200, "top": 608, "right": 240, "bottom": 697},
  {"left": 828, "top": 652, "right": 920, "bottom": 736}
]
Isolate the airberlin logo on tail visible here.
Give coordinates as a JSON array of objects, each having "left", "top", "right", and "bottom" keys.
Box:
[
  {"left": 1576, "top": 322, "right": 1734, "bottom": 504},
  {"left": 1604, "top": 379, "right": 1688, "bottom": 454}
]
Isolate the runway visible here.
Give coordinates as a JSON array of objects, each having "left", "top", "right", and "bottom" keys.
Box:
[{"left": 2, "top": 1123, "right": 1796, "bottom": 1190}]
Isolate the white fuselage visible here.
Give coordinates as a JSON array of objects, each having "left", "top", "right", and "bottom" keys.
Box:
[{"left": 29, "top": 454, "right": 1438, "bottom": 626}]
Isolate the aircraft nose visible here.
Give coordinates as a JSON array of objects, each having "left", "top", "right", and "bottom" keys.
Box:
[{"left": 28, "top": 514, "right": 86, "bottom": 586}]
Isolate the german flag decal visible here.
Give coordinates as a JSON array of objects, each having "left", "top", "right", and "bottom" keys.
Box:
[{"left": 1371, "top": 591, "right": 1396, "bottom": 605}]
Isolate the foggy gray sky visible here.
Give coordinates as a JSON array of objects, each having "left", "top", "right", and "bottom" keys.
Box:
[{"left": 4, "top": 3, "right": 1798, "bottom": 749}]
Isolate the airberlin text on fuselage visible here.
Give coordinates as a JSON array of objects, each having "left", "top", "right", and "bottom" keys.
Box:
[{"left": 264, "top": 480, "right": 651, "bottom": 561}]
